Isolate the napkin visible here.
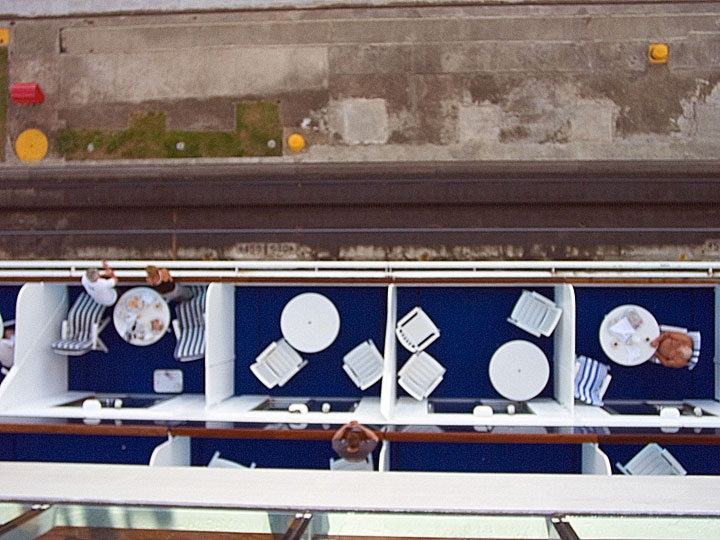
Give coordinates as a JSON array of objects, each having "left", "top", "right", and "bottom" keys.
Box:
[{"left": 608, "top": 316, "right": 636, "bottom": 343}]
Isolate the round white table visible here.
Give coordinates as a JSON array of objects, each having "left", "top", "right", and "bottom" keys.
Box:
[
  {"left": 280, "top": 293, "right": 340, "bottom": 353},
  {"left": 488, "top": 340, "right": 550, "bottom": 402},
  {"left": 113, "top": 287, "right": 171, "bottom": 346},
  {"left": 599, "top": 304, "right": 659, "bottom": 366}
]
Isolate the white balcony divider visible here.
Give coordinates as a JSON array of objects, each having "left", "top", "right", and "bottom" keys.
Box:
[
  {"left": 149, "top": 435, "right": 191, "bottom": 467},
  {"left": 380, "top": 284, "right": 397, "bottom": 420},
  {"left": 378, "top": 440, "right": 391, "bottom": 472},
  {"left": 0, "top": 283, "right": 68, "bottom": 412},
  {"left": 553, "top": 284, "right": 576, "bottom": 414},
  {"left": 581, "top": 443, "right": 612, "bottom": 475},
  {"left": 205, "top": 283, "right": 235, "bottom": 409}
]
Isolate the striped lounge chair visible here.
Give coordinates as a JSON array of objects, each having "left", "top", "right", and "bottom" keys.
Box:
[
  {"left": 172, "top": 286, "right": 206, "bottom": 362},
  {"left": 51, "top": 292, "right": 109, "bottom": 356}
]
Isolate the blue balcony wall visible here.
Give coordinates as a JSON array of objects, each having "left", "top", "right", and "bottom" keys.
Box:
[
  {"left": 602, "top": 443, "right": 720, "bottom": 475},
  {"left": 575, "top": 287, "right": 715, "bottom": 399},
  {"left": 234, "top": 286, "right": 387, "bottom": 398},
  {"left": 0, "top": 286, "right": 20, "bottom": 322},
  {"left": 67, "top": 286, "right": 204, "bottom": 394},
  {"left": 396, "top": 287, "right": 555, "bottom": 400},
  {"left": 391, "top": 441, "right": 581, "bottom": 473}
]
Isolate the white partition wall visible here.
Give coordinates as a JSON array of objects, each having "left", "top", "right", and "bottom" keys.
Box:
[
  {"left": 205, "top": 283, "right": 235, "bottom": 409},
  {"left": 0, "top": 283, "right": 68, "bottom": 411},
  {"left": 148, "top": 435, "right": 191, "bottom": 467},
  {"left": 553, "top": 284, "right": 576, "bottom": 413},
  {"left": 581, "top": 443, "right": 612, "bottom": 475},
  {"left": 380, "top": 284, "right": 397, "bottom": 420}
]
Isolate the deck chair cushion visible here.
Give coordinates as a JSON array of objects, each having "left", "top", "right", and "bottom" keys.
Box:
[
  {"left": 51, "top": 292, "right": 108, "bottom": 356},
  {"left": 173, "top": 286, "right": 206, "bottom": 362}
]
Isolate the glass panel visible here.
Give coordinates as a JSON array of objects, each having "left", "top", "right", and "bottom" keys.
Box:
[
  {"left": 567, "top": 515, "right": 720, "bottom": 540},
  {"left": 0, "top": 502, "right": 33, "bottom": 526}
]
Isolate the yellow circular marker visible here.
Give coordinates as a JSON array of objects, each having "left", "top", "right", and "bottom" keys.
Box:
[
  {"left": 288, "top": 133, "right": 305, "bottom": 152},
  {"left": 648, "top": 43, "right": 668, "bottom": 64},
  {"left": 15, "top": 129, "right": 48, "bottom": 162}
]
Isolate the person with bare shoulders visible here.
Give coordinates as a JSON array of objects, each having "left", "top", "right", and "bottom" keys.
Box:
[
  {"left": 650, "top": 331, "right": 694, "bottom": 368},
  {"left": 332, "top": 420, "right": 380, "bottom": 462},
  {"left": 145, "top": 265, "right": 194, "bottom": 303}
]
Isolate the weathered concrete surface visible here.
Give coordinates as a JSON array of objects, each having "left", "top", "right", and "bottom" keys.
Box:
[{"left": 3, "top": 5, "right": 720, "bottom": 164}]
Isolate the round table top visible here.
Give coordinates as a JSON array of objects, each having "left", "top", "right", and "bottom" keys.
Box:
[
  {"left": 280, "top": 292, "right": 340, "bottom": 353},
  {"left": 599, "top": 304, "right": 659, "bottom": 366},
  {"left": 113, "top": 287, "right": 171, "bottom": 346},
  {"left": 488, "top": 340, "right": 550, "bottom": 402},
  {"left": 15, "top": 129, "right": 48, "bottom": 162}
]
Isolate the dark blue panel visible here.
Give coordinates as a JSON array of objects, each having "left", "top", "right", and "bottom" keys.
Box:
[
  {"left": 602, "top": 443, "right": 720, "bottom": 475},
  {"left": 235, "top": 286, "right": 387, "bottom": 398},
  {"left": 396, "top": 287, "right": 555, "bottom": 399},
  {"left": 0, "top": 286, "right": 20, "bottom": 322},
  {"left": 6, "top": 433, "right": 165, "bottom": 464},
  {"left": 68, "top": 286, "right": 204, "bottom": 393},
  {"left": 192, "top": 435, "right": 342, "bottom": 469},
  {"left": 575, "top": 287, "right": 715, "bottom": 399},
  {"left": 391, "top": 441, "right": 581, "bottom": 473}
]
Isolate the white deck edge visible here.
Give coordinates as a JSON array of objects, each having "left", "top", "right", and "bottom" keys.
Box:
[{"left": 1, "top": 462, "right": 720, "bottom": 516}]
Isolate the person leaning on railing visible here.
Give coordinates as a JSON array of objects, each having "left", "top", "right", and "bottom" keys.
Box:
[{"left": 145, "top": 265, "right": 195, "bottom": 303}]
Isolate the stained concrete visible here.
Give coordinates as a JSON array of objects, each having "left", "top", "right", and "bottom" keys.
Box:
[{"left": 3, "top": 4, "right": 720, "bottom": 162}]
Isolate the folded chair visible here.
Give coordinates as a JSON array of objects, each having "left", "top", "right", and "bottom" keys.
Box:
[
  {"left": 395, "top": 306, "right": 440, "bottom": 353},
  {"left": 507, "top": 290, "right": 562, "bottom": 337},
  {"left": 330, "top": 455, "right": 374, "bottom": 471},
  {"left": 51, "top": 292, "right": 109, "bottom": 356},
  {"left": 616, "top": 443, "right": 687, "bottom": 476},
  {"left": 343, "top": 339, "right": 384, "bottom": 390},
  {"left": 172, "top": 286, "right": 207, "bottom": 362},
  {"left": 250, "top": 339, "right": 307, "bottom": 389},
  {"left": 398, "top": 351, "right": 446, "bottom": 401},
  {"left": 208, "top": 450, "right": 256, "bottom": 469}
]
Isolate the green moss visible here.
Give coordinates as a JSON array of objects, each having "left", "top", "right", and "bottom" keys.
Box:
[{"left": 56, "top": 103, "right": 282, "bottom": 160}]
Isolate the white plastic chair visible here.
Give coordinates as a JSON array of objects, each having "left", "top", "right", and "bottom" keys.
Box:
[
  {"left": 507, "top": 290, "right": 562, "bottom": 337},
  {"left": 398, "top": 351, "right": 446, "bottom": 401},
  {"left": 395, "top": 307, "right": 440, "bottom": 353},
  {"left": 330, "top": 455, "right": 373, "bottom": 471},
  {"left": 208, "top": 450, "right": 256, "bottom": 469},
  {"left": 343, "top": 339, "right": 384, "bottom": 390},
  {"left": 616, "top": 443, "right": 687, "bottom": 476},
  {"left": 250, "top": 339, "right": 307, "bottom": 389}
]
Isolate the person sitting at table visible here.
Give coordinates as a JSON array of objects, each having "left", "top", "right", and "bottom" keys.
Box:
[
  {"left": 331, "top": 420, "right": 380, "bottom": 462},
  {"left": 81, "top": 260, "right": 118, "bottom": 306},
  {"left": 145, "top": 265, "right": 194, "bottom": 303},
  {"left": 0, "top": 328, "right": 15, "bottom": 375},
  {"left": 650, "top": 328, "right": 700, "bottom": 369}
]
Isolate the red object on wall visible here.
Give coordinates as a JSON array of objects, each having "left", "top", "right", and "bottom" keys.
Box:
[{"left": 10, "top": 83, "right": 45, "bottom": 105}]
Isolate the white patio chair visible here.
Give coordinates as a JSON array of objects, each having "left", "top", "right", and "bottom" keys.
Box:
[
  {"left": 250, "top": 338, "right": 307, "bottom": 389},
  {"left": 330, "top": 455, "right": 373, "bottom": 471},
  {"left": 507, "top": 290, "right": 562, "bottom": 337},
  {"left": 343, "top": 339, "right": 384, "bottom": 390},
  {"left": 616, "top": 443, "right": 687, "bottom": 476},
  {"left": 208, "top": 450, "right": 256, "bottom": 469},
  {"left": 395, "top": 306, "right": 440, "bottom": 353},
  {"left": 51, "top": 292, "right": 110, "bottom": 356},
  {"left": 172, "top": 285, "right": 207, "bottom": 362},
  {"left": 398, "top": 351, "right": 446, "bottom": 401}
]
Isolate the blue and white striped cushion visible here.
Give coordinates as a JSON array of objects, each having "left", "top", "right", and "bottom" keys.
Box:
[
  {"left": 173, "top": 286, "right": 206, "bottom": 361},
  {"left": 51, "top": 292, "right": 106, "bottom": 355},
  {"left": 574, "top": 355, "right": 611, "bottom": 406}
]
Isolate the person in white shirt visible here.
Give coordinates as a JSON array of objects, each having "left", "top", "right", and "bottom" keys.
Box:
[
  {"left": 0, "top": 328, "right": 15, "bottom": 374},
  {"left": 81, "top": 260, "right": 118, "bottom": 306}
]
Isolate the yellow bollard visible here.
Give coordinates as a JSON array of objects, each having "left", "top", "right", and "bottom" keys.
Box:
[
  {"left": 648, "top": 43, "right": 669, "bottom": 64},
  {"left": 15, "top": 129, "right": 48, "bottom": 162},
  {"left": 288, "top": 133, "right": 305, "bottom": 152}
]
